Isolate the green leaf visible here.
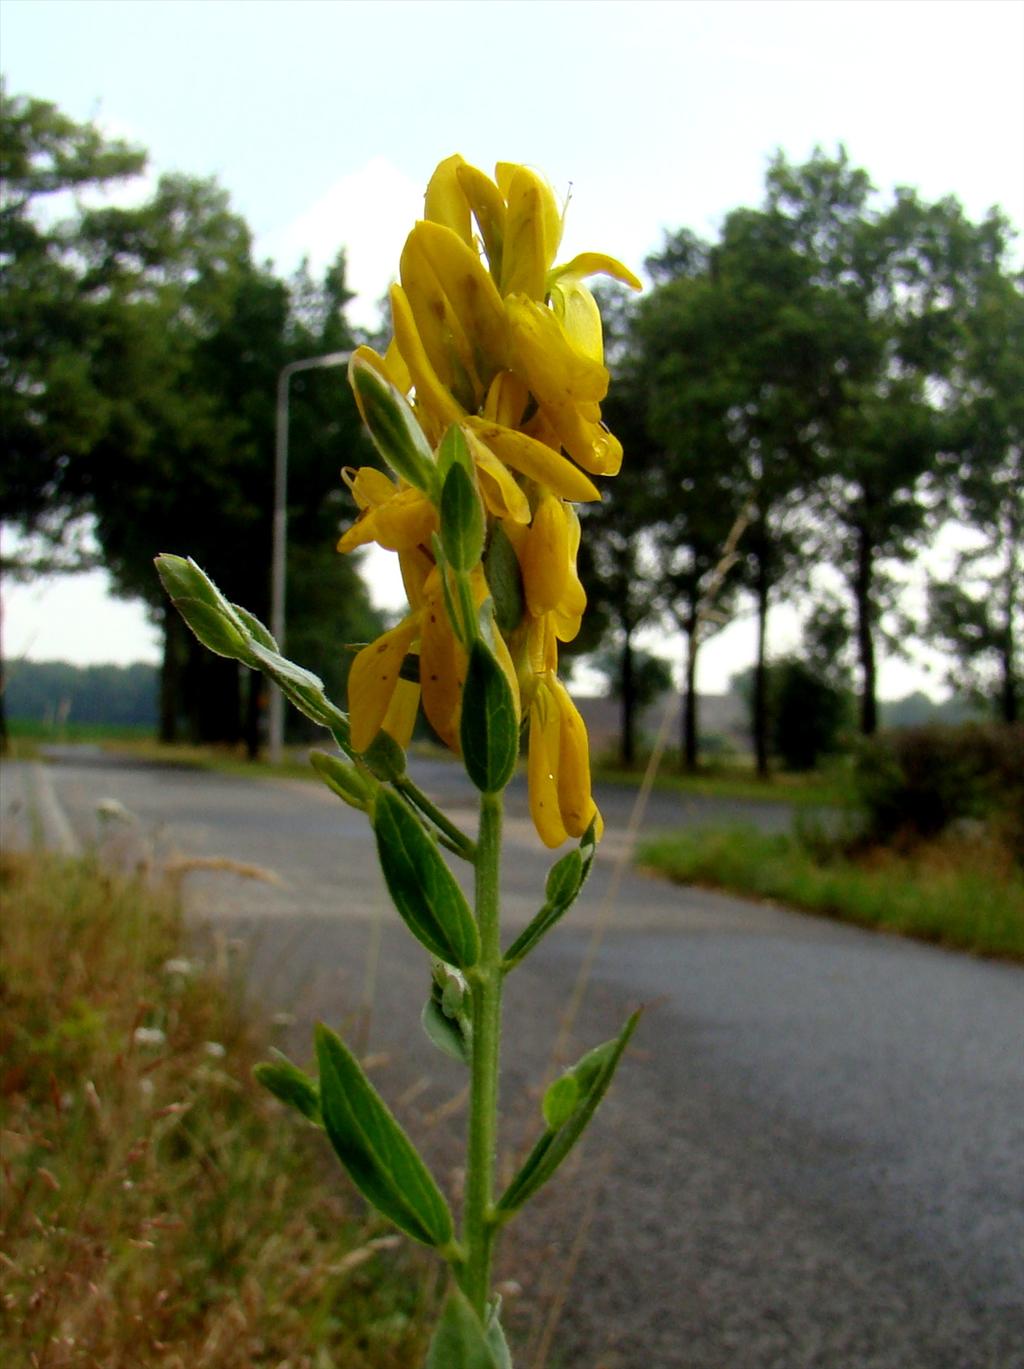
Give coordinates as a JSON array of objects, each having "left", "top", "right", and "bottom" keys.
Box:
[
  {"left": 168, "top": 596, "right": 253, "bottom": 660},
  {"left": 349, "top": 355, "right": 437, "bottom": 498},
  {"left": 496, "top": 1010, "right": 641, "bottom": 1216},
  {"left": 436, "top": 423, "right": 475, "bottom": 482},
  {"left": 373, "top": 790, "right": 479, "bottom": 968},
  {"left": 247, "top": 641, "right": 348, "bottom": 731},
  {"left": 310, "top": 750, "right": 375, "bottom": 810},
  {"left": 460, "top": 641, "right": 519, "bottom": 794},
  {"left": 316, "top": 1024, "right": 453, "bottom": 1248},
  {"left": 483, "top": 523, "right": 525, "bottom": 634},
  {"left": 485, "top": 1306, "right": 513, "bottom": 1369},
  {"left": 422, "top": 961, "right": 472, "bottom": 1065},
  {"left": 502, "top": 820, "right": 597, "bottom": 971},
  {"left": 421, "top": 997, "right": 472, "bottom": 1065},
  {"left": 360, "top": 729, "right": 408, "bottom": 780},
  {"left": 231, "top": 602, "right": 278, "bottom": 652},
  {"left": 254, "top": 1053, "right": 322, "bottom": 1125},
  {"left": 426, "top": 1286, "right": 502, "bottom": 1369},
  {"left": 440, "top": 461, "right": 485, "bottom": 573}
]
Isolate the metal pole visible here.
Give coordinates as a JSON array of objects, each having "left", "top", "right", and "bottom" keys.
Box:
[{"left": 268, "top": 350, "right": 352, "bottom": 763}]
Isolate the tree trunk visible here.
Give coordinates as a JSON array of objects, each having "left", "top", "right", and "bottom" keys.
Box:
[
  {"left": 999, "top": 508, "right": 1019, "bottom": 724},
  {"left": 854, "top": 524, "right": 878, "bottom": 736},
  {"left": 159, "top": 607, "right": 182, "bottom": 743},
  {"left": 753, "top": 553, "right": 770, "bottom": 778},
  {"left": 620, "top": 628, "right": 636, "bottom": 768},
  {"left": 681, "top": 622, "right": 699, "bottom": 772},
  {"left": 244, "top": 667, "right": 263, "bottom": 760},
  {"left": 0, "top": 566, "right": 9, "bottom": 755}
]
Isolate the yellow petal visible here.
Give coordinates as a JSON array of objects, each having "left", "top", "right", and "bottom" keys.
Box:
[
  {"left": 337, "top": 510, "right": 381, "bottom": 553},
  {"left": 549, "top": 278, "right": 604, "bottom": 363},
  {"left": 389, "top": 282, "right": 465, "bottom": 430},
  {"left": 423, "top": 154, "right": 472, "bottom": 246},
  {"left": 384, "top": 336, "right": 412, "bottom": 394},
  {"left": 549, "top": 252, "right": 643, "bottom": 292},
  {"left": 456, "top": 161, "right": 507, "bottom": 281},
  {"left": 465, "top": 418, "right": 601, "bottom": 503},
  {"left": 348, "top": 616, "right": 420, "bottom": 753},
  {"left": 342, "top": 466, "right": 398, "bottom": 510},
  {"left": 419, "top": 568, "right": 465, "bottom": 752},
  {"left": 522, "top": 495, "right": 570, "bottom": 616},
  {"left": 373, "top": 487, "right": 438, "bottom": 552},
  {"left": 401, "top": 225, "right": 480, "bottom": 409},
  {"left": 482, "top": 370, "right": 530, "bottom": 429},
  {"left": 501, "top": 166, "right": 563, "bottom": 300},
  {"left": 412, "top": 220, "right": 508, "bottom": 381},
  {"left": 381, "top": 677, "right": 421, "bottom": 750},
  {"left": 399, "top": 545, "right": 434, "bottom": 609},
  {"left": 506, "top": 295, "right": 609, "bottom": 407},
  {"left": 528, "top": 685, "right": 568, "bottom": 848},
  {"left": 526, "top": 613, "right": 558, "bottom": 675},
  {"left": 464, "top": 427, "right": 530, "bottom": 523},
  {"left": 550, "top": 677, "right": 596, "bottom": 838},
  {"left": 542, "top": 403, "right": 623, "bottom": 476}
]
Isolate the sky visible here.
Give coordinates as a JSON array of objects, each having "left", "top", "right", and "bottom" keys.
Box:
[{"left": 3, "top": 0, "right": 1023, "bottom": 696}]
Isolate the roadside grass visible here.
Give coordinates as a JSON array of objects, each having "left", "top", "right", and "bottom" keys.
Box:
[
  {"left": 7, "top": 720, "right": 156, "bottom": 742},
  {"left": 637, "top": 825, "right": 1024, "bottom": 960},
  {"left": 0, "top": 851, "right": 433, "bottom": 1368},
  {"left": 593, "top": 757, "right": 846, "bottom": 808}
]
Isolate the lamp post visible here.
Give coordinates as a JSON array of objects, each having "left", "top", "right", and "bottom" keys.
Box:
[{"left": 269, "top": 349, "right": 352, "bottom": 764}]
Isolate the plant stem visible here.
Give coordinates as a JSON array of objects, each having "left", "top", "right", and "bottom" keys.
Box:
[
  {"left": 394, "top": 775, "right": 476, "bottom": 861},
  {"left": 463, "top": 788, "right": 504, "bottom": 1318}
]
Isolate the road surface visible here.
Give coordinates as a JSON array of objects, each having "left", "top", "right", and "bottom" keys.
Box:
[{"left": 3, "top": 749, "right": 1022, "bottom": 1368}]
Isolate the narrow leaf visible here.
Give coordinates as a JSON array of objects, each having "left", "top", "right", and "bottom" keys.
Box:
[
  {"left": 254, "top": 1055, "right": 322, "bottom": 1125},
  {"left": 360, "top": 729, "right": 408, "bottom": 780},
  {"left": 496, "top": 1009, "right": 641, "bottom": 1216},
  {"left": 426, "top": 1286, "right": 502, "bottom": 1369},
  {"left": 484, "top": 522, "right": 525, "bottom": 634},
  {"left": 421, "top": 997, "right": 472, "bottom": 1065},
  {"left": 169, "top": 597, "right": 253, "bottom": 660},
  {"left": 316, "top": 1024, "right": 453, "bottom": 1248},
  {"left": 231, "top": 603, "right": 279, "bottom": 652},
  {"left": 460, "top": 641, "right": 519, "bottom": 794},
  {"left": 441, "top": 461, "right": 485, "bottom": 572},
  {"left": 373, "top": 790, "right": 479, "bottom": 968},
  {"left": 503, "top": 821, "right": 597, "bottom": 970},
  {"left": 247, "top": 641, "right": 348, "bottom": 731},
  {"left": 349, "top": 354, "right": 438, "bottom": 497},
  {"left": 437, "top": 423, "right": 475, "bottom": 481},
  {"left": 310, "top": 750, "right": 375, "bottom": 810}
]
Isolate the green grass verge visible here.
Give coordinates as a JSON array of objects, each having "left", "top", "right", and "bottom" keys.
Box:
[
  {"left": 7, "top": 719, "right": 156, "bottom": 741},
  {"left": 637, "top": 825, "right": 1024, "bottom": 960},
  {"left": 593, "top": 761, "right": 845, "bottom": 808},
  {"left": 0, "top": 851, "right": 432, "bottom": 1367}
]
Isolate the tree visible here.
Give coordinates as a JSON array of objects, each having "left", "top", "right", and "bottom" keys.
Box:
[
  {"left": 765, "top": 148, "right": 1011, "bottom": 735},
  {"left": 927, "top": 267, "right": 1022, "bottom": 722},
  {"left": 0, "top": 83, "right": 147, "bottom": 534},
  {"left": 0, "top": 84, "right": 146, "bottom": 748},
  {"left": 640, "top": 211, "right": 836, "bottom": 775}
]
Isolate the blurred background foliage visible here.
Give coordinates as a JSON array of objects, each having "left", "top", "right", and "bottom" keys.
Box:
[{"left": 2, "top": 84, "right": 1020, "bottom": 775}]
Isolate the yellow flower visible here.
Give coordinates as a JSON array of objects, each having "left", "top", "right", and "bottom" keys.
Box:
[{"left": 339, "top": 156, "right": 639, "bottom": 845}]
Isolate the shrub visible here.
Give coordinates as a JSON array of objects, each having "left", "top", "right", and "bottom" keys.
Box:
[{"left": 853, "top": 722, "right": 1024, "bottom": 855}]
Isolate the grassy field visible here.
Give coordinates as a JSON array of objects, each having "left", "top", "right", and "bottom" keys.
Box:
[
  {"left": 593, "top": 758, "right": 845, "bottom": 808},
  {"left": 637, "top": 825, "right": 1024, "bottom": 960},
  {"left": 0, "top": 851, "right": 433, "bottom": 1368}
]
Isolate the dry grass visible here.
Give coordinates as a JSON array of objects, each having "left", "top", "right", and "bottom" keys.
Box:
[{"left": 0, "top": 851, "right": 432, "bottom": 1368}]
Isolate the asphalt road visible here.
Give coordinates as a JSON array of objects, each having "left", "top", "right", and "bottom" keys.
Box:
[{"left": 3, "top": 750, "right": 1022, "bottom": 1368}]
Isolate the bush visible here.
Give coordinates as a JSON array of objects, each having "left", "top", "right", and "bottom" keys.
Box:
[{"left": 853, "top": 723, "right": 1024, "bottom": 855}]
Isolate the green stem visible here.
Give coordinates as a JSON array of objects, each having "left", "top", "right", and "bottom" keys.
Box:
[
  {"left": 394, "top": 775, "right": 476, "bottom": 861},
  {"left": 462, "top": 789, "right": 503, "bottom": 1318}
]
